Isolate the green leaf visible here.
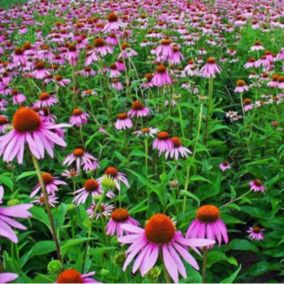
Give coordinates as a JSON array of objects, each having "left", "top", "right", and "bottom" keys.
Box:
[
  {"left": 30, "top": 206, "right": 50, "bottom": 229},
  {"left": 61, "top": 238, "right": 94, "bottom": 256},
  {"left": 52, "top": 203, "right": 67, "bottom": 230},
  {"left": 220, "top": 265, "right": 241, "bottom": 283},
  {"left": 207, "top": 251, "right": 237, "bottom": 268},
  {"left": 228, "top": 239, "right": 259, "bottom": 253},
  {"left": 31, "top": 241, "right": 56, "bottom": 256},
  {"left": 180, "top": 190, "right": 200, "bottom": 207},
  {"left": 16, "top": 171, "right": 37, "bottom": 181},
  {"left": 0, "top": 175, "right": 13, "bottom": 190},
  {"left": 189, "top": 175, "right": 212, "bottom": 184}
]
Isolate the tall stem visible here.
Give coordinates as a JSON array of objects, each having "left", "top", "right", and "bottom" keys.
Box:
[
  {"left": 182, "top": 103, "right": 203, "bottom": 213},
  {"left": 202, "top": 248, "right": 208, "bottom": 283},
  {"left": 145, "top": 137, "right": 149, "bottom": 210},
  {"left": 31, "top": 155, "right": 62, "bottom": 264}
]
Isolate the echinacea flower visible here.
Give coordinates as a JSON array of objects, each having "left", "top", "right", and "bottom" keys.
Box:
[
  {"left": 128, "top": 101, "right": 151, "bottom": 118},
  {"left": 56, "top": 269, "right": 99, "bottom": 283},
  {"left": 62, "top": 168, "right": 80, "bottom": 179},
  {"left": 0, "top": 273, "right": 18, "bottom": 284},
  {"left": 73, "top": 179, "right": 114, "bottom": 205},
  {"left": 243, "top": 98, "right": 254, "bottom": 111},
  {"left": 93, "top": 38, "right": 113, "bottom": 57},
  {"left": 153, "top": 131, "right": 173, "bottom": 155},
  {"left": 249, "top": 179, "right": 265, "bottom": 192},
  {"left": 97, "top": 167, "right": 129, "bottom": 191},
  {"left": 30, "top": 61, "right": 50, "bottom": 80},
  {"left": 247, "top": 226, "right": 264, "bottom": 241},
  {"left": 0, "top": 107, "right": 68, "bottom": 164},
  {"left": 63, "top": 148, "right": 99, "bottom": 172},
  {"left": 186, "top": 205, "right": 228, "bottom": 246},
  {"left": 219, "top": 160, "right": 231, "bottom": 171},
  {"left": 0, "top": 115, "right": 9, "bottom": 133},
  {"left": 0, "top": 185, "right": 32, "bottom": 243},
  {"left": 118, "top": 213, "right": 215, "bottom": 283},
  {"left": 250, "top": 41, "right": 264, "bottom": 51},
  {"left": 106, "top": 208, "right": 139, "bottom": 237},
  {"left": 69, "top": 108, "right": 89, "bottom": 127},
  {"left": 32, "top": 193, "right": 58, "bottom": 207},
  {"left": 103, "top": 12, "right": 125, "bottom": 33},
  {"left": 31, "top": 172, "right": 66, "bottom": 197},
  {"left": 234, "top": 80, "right": 249, "bottom": 93},
  {"left": 165, "top": 137, "right": 192, "bottom": 160},
  {"left": 87, "top": 202, "right": 114, "bottom": 219},
  {"left": 152, "top": 64, "right": 172, "bottom": 87},
  {"left": 33, "top": 92, "right": 58, "bottom": 108},
  {"left": 115, "top": 113, "right": 133, "bottom": 130},
  {"left": 200, "top": 57, "right": 221, "bottom": 78},
  {"left": 134, "top": 127, "right": 158, "bottom": 138}
]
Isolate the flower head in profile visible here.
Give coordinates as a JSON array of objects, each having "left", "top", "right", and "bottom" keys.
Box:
[
  {"left": 106, "top": 208, "right": 139, "bottom": 237},
  {"left": 32, "top": 193, "right": 58, "bottom": 207},
  {"left": 118, "top": 213, "right": 215, "bottom": 283},
  {"left": 87, "top": 202, "right": 114, "bottom": 219},
  {"left": 0, "top": 107, "right": 68, "bottom": 164},
  {"left": 103, "top": 12, "right": 125, "bottom": 33},
  {"left": 165, "top": 137, "right": 192, "bottom": 160},
  {"left": 114, "top": 113, "right": 133, "bottom": 130},
  {"left": 249, "top": 179, "right": 265, "bottom": 192},
  {"left": 134, "top": 127, "right": 158, "bottom": 138},
  {"left": 247, "top": 226, "right": 264, "bottom": 241},
  {"left": 128, "top": 101, "right": 151, "bottom": 118},
  {"left": 186, "top": 205, "right": 228, "bottom": 247},
  {"left": 69, "top": 108, "right": 89, "bottom": 127},
  {"left": 0, "top": 185, "right": 32, "bottom": 243},
  {"left": 33, "top": 92, "right": 58, "bottom": 108},
  {"left": 219, "top": 160, "right": 231, "bottom": 172},
  {"left": 152, "top": 64, "right": 173, "bottom": 87},
  {"left": 234, "top": 80, "right": 249, "bottom": 93},
  {"left": 153, "top": 131, "right": 173, "bottom": 155},
  {"left": 56, "top": 269, "right": 99, "bottom": 283},
  {"left": 200, "top": 57, "right": 221, "bottom": 78}
]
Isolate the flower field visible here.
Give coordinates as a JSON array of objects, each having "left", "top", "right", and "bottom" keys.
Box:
[{"left": 0, "top": 0, "right": 283, "bottom": 283}]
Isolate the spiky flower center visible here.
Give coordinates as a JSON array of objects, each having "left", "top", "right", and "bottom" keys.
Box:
[
  {"left": 197, "top": 205, "right": 220, "bottom": 223},
  {"left": 94, "top": 37, "right": 105, "bottom": 47},
  {"left": 84, "top": 179, "right": 99, "bottom": 192},
  {"left": 252, "top": 226, "right": 261, "bottom": 233},
  {"left": 142, "top": 127, "right": 150, "bottom": 133},
  {"left": 145, "top": 73, "right": 153, "bottom": 82},
  {"left": 68, "top": 43, "right": 77, "bottom": 52},
  {"left": 0, "top": 116, "right": 8, "bottom": 125},
  {"left": 171, "top": 136, "right": 182, "bottom": 147},
  {"left": 156, "top": 64, "right": 166, "bottom": 73},
  {"left": 108, "top": 12, "right": 118, "bottom": 22},
  {"left": 72, "top": 108, "right": 83, "bottom": 116},
  {"left": 23, "top": 42, "right": 32, "bottom": 50},
  {"left": 111, "top": 208, "right": 129, "bottom": 222},
  {"left": 254, "top": 179, "right": 262, "bottom": 186},
  {"left": 57, "top": 269, "right": 83, "bottom": 283},
  {"left": 271, "top": 74, "right": 279, "bottom": 82},
  {"left": 207, "top": 57, "right": 216, "bottom": 64},
  {"left": 161, "top": 38, "right": 171, "bottom": 45},
  {"left": 73, "top": 148, "right": 85, "bottom": 157},
  {"left": 13, "top": 107, "right": 41, "bottom": 133},
  {"left": 243, "top": 98, "right": 252, "bottom": 105},
  {"left": 157, "top": 131, "right": 169, "bottom": 140},
  {"left": 145, "top": 213, "right": 175, "bottom": 244},
  {"left": 54, "top": 75, "right": 63, "bottom": 81},
  {"left": 117, "top": 112, "right": 128, "bottom": 120},
  {"left": 14, "top": 47, "right": 24, "bottom": 55},
  {"left": 42, "top": 173, "right": 54, "bottom": 185},
  {"left": 237, "top": 80, "right": 246, "bottom": 87},
  {"left": 105, "top": 166, "right": 118, "bottom": 177},
  {"left": 39, "top": 92, "right": 50, "bottom": 101},
  {"left": 132, "top": 100, "right": 144, "bottom": 110}
]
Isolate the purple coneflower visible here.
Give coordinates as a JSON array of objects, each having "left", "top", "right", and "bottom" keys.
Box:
[
  {"left": 69, "top": 108, "right": 89, "bottom": 127},
  {"left": 0, "top": 107, "right": 68, "bottom": 164},
  {"left": 0, "top": 115, "right": 9, "bottom": 133},
  {"left": 186, "top": 205, "right": 228, "bottom": 246},
  {"left": 154, "top": 38, "right": 173, "bottom": 62},
  {"left": 128, "top": 101, "right": 151, "bottom": 118},
  {"left": 153, "top": 131, "right": 173, "bottom": 155},
  {"left": 93, "top": 37, "right": 113, "bottom": 57},
  {"left": 53, "top": 75, "right": 71, "bottom": 87},
  {"left": 235, "top": 80, "right": 249, "bottom": 93},
  {"left": 11, "top": 89, "right": 26, "bottom": 105},
  {"left": 106, "top": 208, "right": 139, "bottom": 237},
  {"left": 65, "top": 43, "right": 79, "bottom": 65},
  {"left": 165, "top": 137, "right": 192, "bottom": 160},
  {"left": 200, "top": 57, "right": 221, "bottom": 78},
  {"left": 111, "top": 78, "right": 123, "bottom": 91},
  {"left": 219, "top": 160, "right": 231, "bottom": 171},
  {"left": 63, "top": 147, "right": 99, "bottom": 172},
  {"left": 243, "top": 98, "right": 254, "bottom": 112},
  {"left": 30, "top": 61, "right": 50, "bottom": 79},
  {"left": 87, "top": 202, "right": 114, "bottom": 219},
  {"left": 62, "top": 168, "right": 80, "bottom": 179},
  {"left": 0, "top": 273, "right": 18, "bottom": 283},
  {"left": 103, "top": 12, "right": 125, "bottom": 33},
  {"left": 247, "top": 226, "right": 264, "bottom": 241},
  {"left": 32, "top": 193, "right": 58, "bottom": 207},
  {"left": 33, "top": 92, "right": 58, "bottom": 108},
  {"left": 249, "top": 179, "right": 265, "bottom": 192},
  {"left": 115, "top": 113, "right": 133, "bottom": 130},
  {"left": 152, "top": 64, "right": 173, "bottom": 87},
  {"left": 134, "top": 127, "right": 158, "bottom": 138},
  {"left": 31, "top": 172, "right": 66, "bottom": 197},
  {"left": 169, "top": 45, "right": 183, "bottom": 65},
  {"left": 250, "top": 41, "right": 264, "bottom": 51},
  {"left": 141, "top": 73, "right": 154, "bottom": 89},
  {"left": 0, "top": 186, "right": 32, "bottom": 243},
  {"left": 56, "top": 269, "right": 99, "bottom": 283},
  {"left": 118, "top": 213, "right": 215, "bottom": 283}
]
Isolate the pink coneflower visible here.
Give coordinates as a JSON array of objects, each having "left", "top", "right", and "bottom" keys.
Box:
[
  {"left": 153, "top": 131, "right": 173, "bottom": 155},
  {"left": 12, "top": 47, "right": 27, "bottom": 66},
  {"left": 108, "top": 64, "right": 121, "bottom": 78},
  {"left": 169, "top": 45, "right": 183, "bottom": 65},
  {"left": 93, "top": 38, "right": 113, "bottom": 57},
  {"left": 62, "top": 168, "right": 80, "bottom": 179},
  {"left": 219, "top": 160, "right": 231, "bottom": 171},
  {"left": 0, "top": 107, "right": 68, "bottom": 164},
  {"left": 63, "top": 148, "right": 99, "bottom": 172},
  {"left": 243, "top": 98, "right": 254, "bottom": 112},
  {"left": 115, "top": 113, "right": 133, "bottom": 130},
  {"left": 116, "top": 59, "right": 126, "bottom": 71},
  {"left": 53, "top": 75, "right": 71, "bottom": 87},
  {"left": 73, "top": 179, "right": 114, "bottom": 205},
  {"left": 11, "top": 89, "right": 26, "bottom": 105},
  {"left": 235, "top": 80, "right": 249, "bottom": 93},
  {"left": 81, "top": 89, "right": 97, "bottom": 97},
  {"left": 103, "top": 12, "right": 125, "bottom": 33},
  {"left": 98, "top": 167, "right": 129, "bottom": 191},
  {"left": 267, "top": 74, "right": 280, "bottom": 88},
  {"left": 141, "top": 73, "right": 154, "bottom": 89},
  {"left": 244, "top": 57, "right": 256, "bottom": 69},
  {"left": 249, "top": 179, "right": 265, "bottom": 192},
  {"left": 30, "top": 61, "right": 50, "bottom": 79},
  {"left": 31, "top": 172, "right": 66, "bottom": 197},
  {"left": 0, "top": 273, "right": 18, "bottom": 283},
  {"left": 247, "top": 226, "right": 264, "bottom": 241},
  {"left": 154, "top": 38, "right": 173, "bottom": 61},
  {"left": 200, "top": 57, "right": 221, "bottom": 78},
  {"left": 118, "top": 213, "right": 215, "bottom": 283},
  {"left": 106, "top": 208, "right": 139, "bottom": 237},
  {"left": 0, "top": 186, "right": 32, "bottom": 243},
  {"left": 278, "top": 76, "right": 284, "bottom": 89},
  {"left": 0, "top": 98, "right": 8, "bottom": 111},
  {"left": 87, "top": 202, "right": 114, "bottom": 219},
  {"left": 32, "top": 193, "right": 58, "bottom": 207},
  {"left": 69, "top": 108, "right": 89, "bottom": 127},
  {"left": 152, "top": 64, "right": 173, "bottom": 87},
  {"left": 56, "top": 269, "right": 99, "bottom": 283},
  {"left": 250, "top": 41, "right": 264, "bottom": 51},
  {"left": 106, "top": 33, "right": 119, "bottom": 46},
  {"left": 118, "top": 42, "right": 137, "bottom": 59},
  {"left": 33, "top": 92, "right": 58, "bottom": 108},
  {"left": 128, "top": 101, "right": 151, "bottom": 118},
  {"left": 186, "top": 205, "right": 228, "bottom": 246},
  {"left": 165, "top": 137, "right": 192, "bottom": 160},
  {"left": 65, "top": 43, "right": 79, "bottom": 65},
  {"left": 0, "top": 115, "right": 9, "bottom": 133},
  {"left": 134, "top": 127, "right": 158, "bottom": 138},
  {"left": 78, "top": 67, "right": 96, "bottom": 77},
  {"left": 111, "top": 78, "right": 123, "bottom": 91}
]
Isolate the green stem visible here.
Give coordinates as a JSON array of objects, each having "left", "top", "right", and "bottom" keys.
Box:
[
  {"left": 202, "top": 248, "right": 208, "bottom": 283},
  {"left": 31, "top": 155, "right": 62, "bottom": 264},
  {"left": 220, "top": 190, "right": 251, "bottom": 209},
  {"left": 177, "top": 104, "right": 185, "bottom": 140},
  {"left": 145, "top": 137, "right": 149, "bottom": 210}
]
